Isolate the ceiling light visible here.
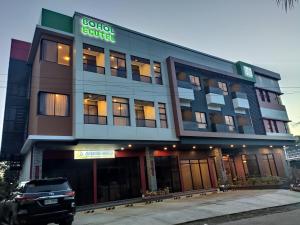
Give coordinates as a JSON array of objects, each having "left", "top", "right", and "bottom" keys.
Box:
[
  {"left": 64, "top": 56, "right": 70, "bottom": 61},
  {"left": 121, "top": 147, "right": 124, "bottom": 150},
  {"left": 58, "top": 45, "right": 62, "bottom": 49},
  {"left": 283, "top": 146, "right": 286, "bottom": 148},
  {"left": 209, "top": 146, "right": 213, "bottom": 149},
  {"left": 192, "top": 146, "right": 196, "bottom": 149},
  {"left": 164, "top": 147, "right": 167, "bottom": 150},
  {"left": 128, "top": 144, "right": 132, "bottom": 148},
  {"left": 242, "top": 145, "right": 246, "bottom": 148},
  {"left": 230, "top": 145, "right": 234, "bottom": 148},
  {"left": 269, "top": 145, "right": 273, "bottom": 148},
  {"left": 172, "top": 145, "right": 176, "bottom": 148}
]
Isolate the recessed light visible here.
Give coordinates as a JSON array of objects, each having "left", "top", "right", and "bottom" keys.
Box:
[
  {"left": 230, "top": 145, "right": 234, "bottom": 148},
  {"left": 121, "top": 147, "right": 124, "bottom": 150},
  {"left": 164, "top": 147, "right": 167, "bottom": 150},
  {"left": 283, "top": 146, "right": 286, "bottom": 148},
  {"left": 172, "top": 145, "right": 176, "bottom": 148},
  {"left": 192, "top": 146, "right": 196, "bottom": 149},
  {"left": 128, "top": 144, "right": 132, "bottom": 148},
  {"left": 269, "top": 145, "right": 273, "bottom": 148},
  {"left": 209, "top": 146, "right": 213, "bottom": 149},
  {"left": 242, "top": 145, "right": 246, "bottom": 148}
]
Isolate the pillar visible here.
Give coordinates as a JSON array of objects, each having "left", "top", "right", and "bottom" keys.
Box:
[
  {"left": 30, "top": 146, "right": 43, "bottom": 180},
  {"left": 139, "top": 155, "right": 147, "bottom": 193},
  {"left": 209, "top": 147, "right": 227, "bottom": 184},
  {"left": 145, "top": 147, "right": 157, "bottom": 191}
]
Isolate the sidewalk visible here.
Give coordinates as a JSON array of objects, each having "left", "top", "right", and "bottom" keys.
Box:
[{"left": 72, "top": 189, "right": 300, "bottom": 225}]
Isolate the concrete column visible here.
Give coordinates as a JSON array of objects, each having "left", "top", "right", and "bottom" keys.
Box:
[
  {"left": 125, "top": 54, "right": 132, "bottom": 80},
  {"left": 209, "top": 147, "right": 227, "bottom": 184},
  {"left": 145, "top": 147, "right": 157, "bottom": 191},
  {"left": 31, "top": 146, "right": 43, "bottom": 180}
]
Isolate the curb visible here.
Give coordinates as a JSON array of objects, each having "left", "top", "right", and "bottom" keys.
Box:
[{"left": 176, "top": 202, "right": 300, "bottom": 225}]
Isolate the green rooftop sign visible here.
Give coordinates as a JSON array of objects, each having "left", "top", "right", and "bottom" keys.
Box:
[
  {"left": 236, "top": 61, "right": 256, "bottom": 82},
  {"left": 81, "top": 17, "right": 115, "bottom": 43}
]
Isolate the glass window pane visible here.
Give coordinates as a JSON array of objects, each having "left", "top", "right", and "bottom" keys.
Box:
[
  {"left": 57, "top": 43, "right": 70, "bottom": 66},
  {"left": 42, "top": 40, "right": 57, "bottom": 63},
  {"left": 55, "top": 94, "right": 69, "bottom": 116},
  {"left": 39, "top": 92, "right": 55, "bottom": 115}
]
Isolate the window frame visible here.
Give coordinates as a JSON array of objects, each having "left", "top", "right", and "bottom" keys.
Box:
[
  {"left": 189, "top": 75, "right": 201, "bottom": 90},
  {"left": 218, "top": 81, "right": 228, "bottom": 95},
  {"left": 158, "top": 103, "right": 168, "bottom": 128},
  {"left": 195, "top": 112, "right": 207, "bottom": 129},
  {"left": 83, "top": 93, "right": 107, "bottom": 125},
  {"left": 41, "top": 39, "right": 71, "bottom": 66},
  {"left": 112, "top": 97, "right": 130, "bottom": 126},
  {"left": 110, "top": 50, "right": 127, "bottom": 78},
  {"left": 154, "top": 61, "right": 163, "bottom": 85},
  {"left": 38, "top": 91, "right": 70, "bottom": 117},
  {"left": 225, "top": 115, "right": 235, "bottom": 131},
  {"left": 83, "top": 43, "right": 105, "bottom": 74}
]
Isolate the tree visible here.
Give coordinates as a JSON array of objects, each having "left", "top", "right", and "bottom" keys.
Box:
[{"left": 276, "top": 0, "right": 299, "bottom": 11}]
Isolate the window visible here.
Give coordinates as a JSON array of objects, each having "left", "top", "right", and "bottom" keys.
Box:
[
  {"left": 262, "top": 154, "right": 278, "bottom": 176},
  {"left": 158, "top": 103, "right": 168, "bottom": 128},
  {"left": 83, "top": 93, "right": 107, "bottom": 125},
  {"left": 38, "top": 92, "right": 69, "bottom": 116},
  {"left": 225, "top": 115, "right": 235, "bottom": 131},
  {"left": 135, "top": 100, "right": 156, "bottom": 128},
  {"left": 218, "top": 82, "right": 228, "bottom": 95},
  {"left": 181, "top": 107, "right": 193, "bottom": 121},
  {"left": 264, "top": 119, "right": 282, "bottom": 133},
  {"left": 189, "top": 75, "right": 201, "bottom": 90},
  {"left": 259, "top": 89, "right": 265, "bottom": 102},
  {"left": 83, "top": 44, "right": 105, "bottom": 74},
  {"left": 195, "top": 112, "right": 207, "bottom": 129},
  {"left": 113, "top": 97, "right": 130, "bottom": 126},
  {"left": 242, "top": 154, "right": 260, "bottom": 178},
  {"left": 131, "top": 56, "right": 151, "bottom": 83},
  {"left": 42, "top": 40, "right": 70, "bottom": 66},
  {"left": 272, "top": 120, "right": 279, "bottom": 133},
  {"left": 265, "top": 91, "right": 270, "bottom": 102},
  {"left": 154, "top": 62, "right": 163, "bottom": 85},
  {"left": 110, "top": 51, "right": 127, "bottom": 78}
]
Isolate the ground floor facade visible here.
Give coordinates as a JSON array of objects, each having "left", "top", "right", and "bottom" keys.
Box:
[{"left": 19, "top": 143, "right": 288, "bottom": 205}]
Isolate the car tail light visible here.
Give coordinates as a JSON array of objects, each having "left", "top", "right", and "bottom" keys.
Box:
[
  {"left": 65, "top": 191, "right": 75, "bottom": 197},
  {"left": 16, "top": 194, "right": 36, "bottom": 203}
]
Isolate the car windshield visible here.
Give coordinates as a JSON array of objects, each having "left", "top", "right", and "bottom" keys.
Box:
[{"left": 24, "top": 179, "right": 71, "bottom": 193}]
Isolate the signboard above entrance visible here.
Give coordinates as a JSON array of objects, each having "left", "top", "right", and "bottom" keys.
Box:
[
  {"left": 74, "top": 150, "right": 115, "bottom": 160},
  {"left": 81, "top": 17, "right": 116, "bottom": 43}
]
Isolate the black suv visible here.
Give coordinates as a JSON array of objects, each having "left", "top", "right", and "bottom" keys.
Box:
[{"left": 0, "top": 178, "right": 76, "bottom": 225}]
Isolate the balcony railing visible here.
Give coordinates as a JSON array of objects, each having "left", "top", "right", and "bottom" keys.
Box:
[
  {"left": 183, "top": 121, "right": 207, "bottom": 131},
  {"left": 132, "top": 73, "right": 152, "bottom": 83},
  {"left": 136, "top": 119, "right": 156, "bottom": 128},
  {"left": 111, "top": 68, "right": 127, "bottom": 78},
  {"left": 83, "top": 63, "right": 105, "bottom": 74},
  {"left": 84, "top": 115, "right": 107, "bottom": 125},
  {"left": 238, "top": 125, "right": 255, "bottom": 134}
]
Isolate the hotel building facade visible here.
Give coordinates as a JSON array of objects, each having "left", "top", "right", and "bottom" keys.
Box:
[{"left": 1, "top": 9, "right": 295, "bottom": 205}]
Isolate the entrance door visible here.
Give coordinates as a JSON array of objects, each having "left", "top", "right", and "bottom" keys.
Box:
[
  {"left": 180, "top": 159, "right": 215, "bottom": 191},
  {"left": 97, "top": 157, "right": 141, "bottom": 203},
  {"left": 223, "top": 155, "right": 237, "bottom": 184}
]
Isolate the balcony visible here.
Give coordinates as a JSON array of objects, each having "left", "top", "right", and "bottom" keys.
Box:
[
  {"left": 211, "top": 123, "right": 229, "bottom": 132},
  {"left": 238, "top": 125, "right": 255, "bottom": 134},
  {"left": 84, "top": 115, "right": 107, "bottom": 125},
  {"left": 83, "top": 63, "right": 105, "bottom": 74},
  {"left": 232, "top": 92, "right": 250, "bottom": 112},
  {"left": 205, "top": 87, "right": 225, "bottom": 108},
  {"left": 178, "top": 87, "right": 195, "bottom": 101},
  {"left": 183, "top": 121, "right": 208, "bottom": 131},
  {"left": 136, "top": 119, "right": 156, "bottom": 128},
  {"left": 132, "top": 73, "right": 152, "bottom": 83}
]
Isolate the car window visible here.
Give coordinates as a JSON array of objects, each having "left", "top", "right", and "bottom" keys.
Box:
[{"left": 24, "top": 181, "right": 71, "bottom": 193}]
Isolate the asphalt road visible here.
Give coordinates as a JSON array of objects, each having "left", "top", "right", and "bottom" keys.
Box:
[{"left": 217, "top": 208, "right": 300, "bottom": 225}]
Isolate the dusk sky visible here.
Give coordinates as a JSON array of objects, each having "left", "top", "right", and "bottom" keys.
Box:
[{"left": 0, "top": 0, "right": 299, "bottom": 140}]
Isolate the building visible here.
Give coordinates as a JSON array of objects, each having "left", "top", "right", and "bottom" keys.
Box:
[
  {"left": 0, "top": 9, "right": 295, "bottom": 205},
  {"left": 285, "top": 136, "right": 300, "bottom": 182}
]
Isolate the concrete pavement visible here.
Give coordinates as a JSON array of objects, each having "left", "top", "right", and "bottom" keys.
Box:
[{"left": 71, "top": 190, "right": 300, "bottom": 225}]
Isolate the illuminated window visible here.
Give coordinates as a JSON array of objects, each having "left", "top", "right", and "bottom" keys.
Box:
[
  {"left": 135, "top": 100, "right": 156, "bottom": 128},
  {"left": 38, "top": 92, "right": 69, "bottom": 116},
  {"left": 113, "top": 97, "right": 130, "bottom": 126},
  {"left": 131, "top": 56, "right": 151, "bottom": 83},
  {"left": 195, "top": 112, "right": 207, "bottom": 129},
  {"left": 83, "top": 44, "right": 105, "bottom": 74},
  {"left": 154, "top": 62, "right": 163, "bottom": 85},
  {"left": 189, "top": 75, "right": 201, "bottom": 90},
  {"left": 42, "top": 40, "right": 70, "bottom": 66},
  {"left": 158, "top": 103, "right": 168, "bottom": 128},
  {"left": 218, "top": 81, "right": 228, "bottom": 95},
  {"left": 84, "top": 93, "right": 107, "bottom": 125},
  {"left": 110, "top": 51, "right": 127, "bottom": 78},
  {"left": 225, "top": 115, "right": 235, "bottom": 131}
]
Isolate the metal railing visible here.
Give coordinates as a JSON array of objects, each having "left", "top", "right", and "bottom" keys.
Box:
[
  {"left": 84, "top": 115, "right": 107, "bottom": 125},
  {"left": 136, "top": 119, "right": 156, "bottom": 128},
  {"left": 83, "top": 63, "right": 105, "bottom": 74}
]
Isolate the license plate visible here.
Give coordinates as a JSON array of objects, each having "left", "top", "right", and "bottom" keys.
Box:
[{"left": 44, "top": 199, "right": 58, "bottom": 205}]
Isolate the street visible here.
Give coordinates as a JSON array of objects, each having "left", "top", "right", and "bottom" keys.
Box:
[
  {"left": 218, "top": 208, "right": 300, "bottom": 225},
  {"left": 65, "top": 190, "right": 300, "bottom": 225}
]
